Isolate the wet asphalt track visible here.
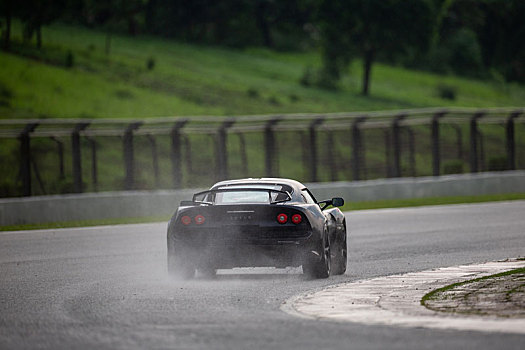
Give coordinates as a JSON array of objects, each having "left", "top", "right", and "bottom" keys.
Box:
[{"left": 1, "top": 201, "right": 525, "bottom": 349}]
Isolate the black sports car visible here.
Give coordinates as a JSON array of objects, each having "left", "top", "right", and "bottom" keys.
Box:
[{"left": 167, "top": 178, "right": 347, "bottom": 279}]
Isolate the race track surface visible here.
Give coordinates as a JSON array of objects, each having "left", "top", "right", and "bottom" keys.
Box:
[{"left": 1, "top": 201, "right": 524, "bottom": 349}]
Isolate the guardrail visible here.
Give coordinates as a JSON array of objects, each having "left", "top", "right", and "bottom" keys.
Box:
[{"left": 0, "top": 107, "right": 524, "bottom": 197}]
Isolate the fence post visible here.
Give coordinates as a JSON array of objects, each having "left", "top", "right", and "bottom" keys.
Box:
[
  {"left": 146, "top": 135, "right": 160, "bottom": 188},
  {"left": 384, "top": 130, "right": 392, "bottom": 178},
  {"left": 351, "top": 116, "right": 367, "bottom": 181},
  {"left": 506, "top": 111, "right": 521, "bottom": 170},
  {"left": 19, "top": 123, "right": 38, "bottom": 196},
  {"left": 216, "top": 119, "right": 235, "bottom": 181},
  {"left": 392, "top": 115, "right": 406, "bottom": 178},
  {"left": 264, "top": 118, "right": 280, "bottom": 177},
  {"left": 469, "top": 112, "right": 484, "bottom": 173},
  {"left": 72, "top": 123, "right": 89, "bottom": 193},
  {"left": 123, "top": 122, "right": 142, "bottom": 190},
  {"left": 85, "top": 137, "right": 98, "bottom": 192},
  {"left": 431, "top": 111, "right": 446, "bottom": 176},
  {"left": 171, "top": 120, "right": 188, "bottom": 189},
  {"left": 309, "top": 118, "right": 324, "bottom": 182},
  {"left": 50, "top": 137, "right": 65, "bottom": 180}
]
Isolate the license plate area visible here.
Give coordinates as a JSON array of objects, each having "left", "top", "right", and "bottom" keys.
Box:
[{"left": 226, "top": 210, "right": 256, "bottom": 224}]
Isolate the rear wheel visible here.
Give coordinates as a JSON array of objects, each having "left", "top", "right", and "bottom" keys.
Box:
[
  {"left": 332, "top": 221, "right": 347, "bottom": 275},
  {"left": 303, "top": 228, "right": 331, "bottom": 279},
  {"left": 198, "top": 266, "right": 217, "bottom": 279}
]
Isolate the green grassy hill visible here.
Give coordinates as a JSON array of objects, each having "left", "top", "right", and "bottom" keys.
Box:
[
  {"left": 1, "top": 23, "right": 524, "bottom": 197},
  {"left": 1, "top": 22, "right": 524, "bottom": 119}
]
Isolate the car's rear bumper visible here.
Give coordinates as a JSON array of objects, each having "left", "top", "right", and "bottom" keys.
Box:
[{"left": 171, "top": 229, "right": 321, "bottom": 269}]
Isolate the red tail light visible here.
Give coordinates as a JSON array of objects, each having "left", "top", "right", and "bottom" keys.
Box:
[
  {"left": 277, "top": 213, "right": 288, "bottom": 224},
  {"left": 291, "top": 214, "right": 302, "bottom": 224},
  {"left": 181, "top": 215, "right": 191, "bottom": 225},
  {"left": 195, "top": 215, "right": 206, "bottom": 225}
]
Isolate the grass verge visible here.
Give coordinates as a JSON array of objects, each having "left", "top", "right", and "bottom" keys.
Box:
[
  {"left": 0, "top": 215, "right": 169, "bottom": 232},
  {"left": 338, "top": 192, "right": 525, "bottom": 211},
  {"left": 1, "top": 192, "right": 524, "bottom": 232},
  {"left": 421, "top": 267, "right": 525, "bottom": 308}
]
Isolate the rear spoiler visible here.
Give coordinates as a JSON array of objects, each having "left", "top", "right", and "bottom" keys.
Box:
[{"left": 185, "top": 188, "right": 292, "bottom": 205}]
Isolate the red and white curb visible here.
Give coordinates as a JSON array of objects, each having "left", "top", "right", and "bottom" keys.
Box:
[{"left": 281, "top": 260, "right": 525, "bottom": 334}]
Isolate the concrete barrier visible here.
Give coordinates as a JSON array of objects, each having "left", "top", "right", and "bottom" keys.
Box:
[
  {"left": 0, "top": 171, "right": 524, "bottom": 226},
  {"left": 308, "top": 170, "right": 525, "bottom": 203},
  {"left": 0, "top": 189, "right": 199, "bottom": 226}
]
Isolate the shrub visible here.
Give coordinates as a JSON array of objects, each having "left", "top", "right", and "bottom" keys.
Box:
[
  {"left": 47, "top": 179, "right": 75, "bottom": 194},
  {"left": 0, "top": 180, "right": 18, "bottom": 197},
  {"left": 65, "top": 50, "right": 74, "bottom": 68},
  {"left": 267, "top": 96, "right": 280, "bottom": 105},
  {"left": 488, "top": 156, "right": 508, "bottom": 171},
  {"left": 300, "top": 66, "right": 339, "bottom": 90},
  {"left": 424, "top": 46, "right": 453, "bottom": 74},
  {"left": 314, "top": 67, "right": 339, "bottom": 90},
  {"left": 442, "top": 160, "right": 464, "bottom": 174},
  {"left": 437, "top": 84, "right": 457, "bottom": 100},
  {"left": 447, "top": 28, "right": 484, "bottom": 78},
  {"left": 0, "top": 83, "right": 12, "bottom": 99},
  {"left": 0, "top": 83, "right": 12, "bottom": 107},
  {"left": 246, "top": 88, "right": 259, "bottom": 98},
  {"left": 146, "top": 57, "right": 155, "bottom": 71},
  {"left": 300, "top": 66, "right": 314, "bottom": 87},
  {"left": 115, "top": 89, "right": 134, "bottom": 99}
]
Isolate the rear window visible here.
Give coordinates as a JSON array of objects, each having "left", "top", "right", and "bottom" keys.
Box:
[
  {"left": 212, "top": 183, "right": 293, "bottom": 204},
  {"left": 216, "top": 191, "right": 270, "bottom": 204}
]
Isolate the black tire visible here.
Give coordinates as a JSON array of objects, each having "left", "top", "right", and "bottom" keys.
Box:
[
  {"left": 198, "top": 266, "right": 217, "bottom": 279},
  {"left": 167, "top": 239, "right": 195, "bottom": 280},
  {"left": 303, "top": 227, "right": 331, "bottom": 279},
  {"left": 332, "top": 221, "right": 347, "bottom": 275}
]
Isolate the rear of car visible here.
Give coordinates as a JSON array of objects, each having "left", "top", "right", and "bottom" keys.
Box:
[
  {"left": 167, "top": 182, "right": 324, "bottom": 277},
  {"left": 173, "top": 203, "right": 321, "bottom": 266}
]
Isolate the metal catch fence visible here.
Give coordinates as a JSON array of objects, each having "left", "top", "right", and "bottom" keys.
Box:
[{"left": 0, "top": 107, "right": 523, "bottom": 197}]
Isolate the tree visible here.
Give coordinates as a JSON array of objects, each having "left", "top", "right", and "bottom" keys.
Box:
[
  {"left": 477, "top": 0, "right": 525, "bottom": 82},
  {"left": 18, "top": 0, "right": 66, "bottom": 49},
  {"left": 1, "top": 0, "right": 13, "bottom": 49},
  {"left": 144, "top": 0, "right": 316, "bottom": 49},
  {"left": 80, "top": 0, "right": 145, "bottom": 55},
  {"left": 318, "top": 0, "right": 435, "bottom": 95},
  {"left": 428, "top": 0, "right": 525, "bottom": 82},
  {"left": 253, "top": 0, "right": 317, "bottom": 49}
]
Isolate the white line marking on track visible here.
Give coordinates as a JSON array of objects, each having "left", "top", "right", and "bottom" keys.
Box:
[{"left": 281, "top": 260, "right": 525, "bottom": 334}]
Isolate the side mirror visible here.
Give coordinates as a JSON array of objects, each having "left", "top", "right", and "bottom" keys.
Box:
[
  {"left": 331, "top": 197, "right": 344, "bottom": 207},
  {"left": 318, "top": 197, "right": 344, "bottom": 210}
]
